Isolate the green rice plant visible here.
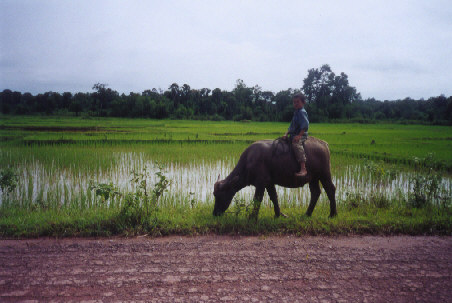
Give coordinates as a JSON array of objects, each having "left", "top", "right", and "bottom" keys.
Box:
[{"left": 3, "top": 117, "right": 452, "bottom": 169}]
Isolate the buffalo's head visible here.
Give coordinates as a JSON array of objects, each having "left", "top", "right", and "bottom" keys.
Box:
[{"left": 213, "top": 175, "right": 239, "bottom": 216}]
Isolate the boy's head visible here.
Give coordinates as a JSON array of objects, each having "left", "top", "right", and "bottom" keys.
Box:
[{"left": 293, "top": 93, "right": 306, "bottom": 109}]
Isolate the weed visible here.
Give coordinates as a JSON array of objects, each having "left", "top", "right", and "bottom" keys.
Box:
[
  {"left": 0, "top": 167, "right": 18, "bottom": 194},
  {"left": 343, "top": 191, "right": 391, "bottom": 210},
  {"left": 189, "top": 192, "right": 196, "bottom": 208},
  {"left": 344, "top": 191, "right": 367, "bottom": 210},
  {"left": 88, "top": 181, "right": 121, "bottom": 203},
  {"left": 152, "top": 163, "right": 172, "bottom": 205},
  {"left": 35, "top": 197, "right": 51, "bottom": 211},
  {"left": 369, "top": 192, "right": 391, "bottom": 209},
  {"left": 363, "top": 159, "right": 397, "bottom": 185},
  {"left": 408, "top": 153, "right": 445, "bottom": 208},
  {"left": 118, "top": 164, "right": 172, "bottom": 227},
  {"left": 118, "top": 193, "right": 147, "bottom": 227},
  {"left": 231, "top": 197, "right": 253, "bottom": 217}
]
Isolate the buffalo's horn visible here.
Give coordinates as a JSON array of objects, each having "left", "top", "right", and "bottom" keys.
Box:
[{"left": 217, "top": 174, "right": 220, "bottom": 182}]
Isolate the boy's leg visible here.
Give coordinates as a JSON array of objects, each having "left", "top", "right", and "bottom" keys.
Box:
[{"left": 293, "top": 139, "right": 307, "bottom": 177}]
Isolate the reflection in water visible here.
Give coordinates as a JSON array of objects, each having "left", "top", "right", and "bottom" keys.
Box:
[{"left": 2, "top": 152, "right": 451, "bottom": 208}]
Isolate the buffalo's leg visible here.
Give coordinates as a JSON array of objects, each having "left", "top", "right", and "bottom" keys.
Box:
[
  {"left": 250, "top": 186, "right": 265, "bottom": 220},
  {"left": 306, "top": 180, "right": 321, "bottom": 216},
  {"left": 321, "top": 177, "right": 337, "bottom": 217},
  {"left": 266, "top": 184, "right": 281, "bottom": 218}
]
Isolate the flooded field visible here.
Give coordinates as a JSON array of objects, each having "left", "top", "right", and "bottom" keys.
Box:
[{"left": 3, "top": 151, "right": 451, "bottom": 210}]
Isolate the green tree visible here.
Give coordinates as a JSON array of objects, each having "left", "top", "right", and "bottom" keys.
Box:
[
  {"left": 233, "top": 79, "right": 253, "bottom": 108},
  {"left": 69, "top": 99, "right": 83, "bottom": 116},
  {"left": 302, "top": 64, "right": 360, "bottom": 120},
  {"left": 92, "top": 83, "right": 118, "bottom": 116}
]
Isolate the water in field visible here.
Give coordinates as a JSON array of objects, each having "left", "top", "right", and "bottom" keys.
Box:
[{"left": 2, "top": 151, "right": 452, "bottom": 209}]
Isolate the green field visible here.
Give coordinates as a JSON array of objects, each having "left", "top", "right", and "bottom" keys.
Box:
[
  {"left": 2, "top": 116, "right": 452, "bottom": 167},
  {"left": 1, "top": 116, "right": 451, "bottom": 237}
]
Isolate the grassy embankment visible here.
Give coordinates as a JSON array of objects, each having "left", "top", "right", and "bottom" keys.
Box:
[{"left": 0, "top": 116, "right": 451, "bottom": 237}]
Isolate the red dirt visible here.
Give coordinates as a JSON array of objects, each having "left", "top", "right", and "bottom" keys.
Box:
[{"left": 0, "top": 236, "right": 451, "bottom": 302}]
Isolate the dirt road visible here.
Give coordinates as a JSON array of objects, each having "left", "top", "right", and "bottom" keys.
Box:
[{"left": 0, "top": 236, "right": 451, "bottom": 302}]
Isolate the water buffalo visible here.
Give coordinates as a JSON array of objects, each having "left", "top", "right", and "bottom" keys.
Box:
[{"left": 213, "top": 137, "right": 337, "bottom": 218}]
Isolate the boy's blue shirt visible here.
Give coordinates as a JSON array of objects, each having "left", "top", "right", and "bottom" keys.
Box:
[{"left": 288, "top": 108, "right": 309, "bottom": 138}]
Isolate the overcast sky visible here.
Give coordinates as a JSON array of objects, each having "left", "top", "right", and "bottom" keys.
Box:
[{"left": 1, "top": 0, "right": 451, "bottom": 100}]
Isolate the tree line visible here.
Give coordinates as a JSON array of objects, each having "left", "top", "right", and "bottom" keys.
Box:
[{"left": 1, "top": 64, "right": 451, "bottom": 124}]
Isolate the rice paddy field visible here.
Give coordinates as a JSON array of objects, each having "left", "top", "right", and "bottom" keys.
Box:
[{"left": 0, "top": 116, "right": 451, "bottom": 237}]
